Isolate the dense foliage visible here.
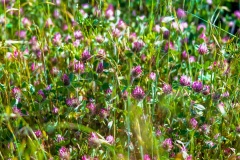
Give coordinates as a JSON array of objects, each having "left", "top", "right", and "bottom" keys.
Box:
[{"left": 0, "top": 0, "right": 239, "bottom": 159}]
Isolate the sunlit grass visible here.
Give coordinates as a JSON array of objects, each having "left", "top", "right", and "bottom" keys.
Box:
[{"left": 0, "top": 0, "right": 239, "bottom": 159}]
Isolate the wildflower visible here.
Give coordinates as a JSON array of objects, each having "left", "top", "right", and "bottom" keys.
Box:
[
  {"left": 198, "top": 43, "right": 208, "bottom": 55},
  {"left": 95, "top": 35, "right": 104, "bottom": 43},
  {"left": 0, "top": 16, "right": 5, "bottom": 25},
  {"left": 88, "top": 132, "right": 101, "bottom": 147},
  {"left": 53, "top": 9, "right": 60, "bottom": 19},
  {"left": 156, "top": 129, "right": 161, "bottom": 136},
  {"left": 100, "top": 108, "right": 109, "bottom": 119},
  {"left": 74, "top": 30, "right": 83, "bottom": 40},
  {"left": 96, "top": 62, "right": 104, "bottom": 73},
  {"left": 112, "top": 28, "right": 121, "bottom": 38},
  {"left": 205, "top": 141, "right": 215, "bottom": 148},
  {"left": 45, "top": 18, "right": 53, "bottom": 28},
  {"left": 64, "top": 35, "right": 72, "bottom": 43},
  {"left": 1, "top": 0, "right": 11, "bottom": 5},
  {"left": 66, "top": 97, "right": 80, "bottom": 108},
  {"left": 149, "top": 72, "right": 156, "bottom": 81},
  {"left": 117, "top": 154, "right": 125, "bottom": 160},
  {"left": 106, "top": 135, "right": 114, "bottom": 144},
  {"left": 62, "top": 24, "right": 68, "bottom": 31},
  {"left": 61, "top": 74, "right": 70, "bottom": 86},
  {"left": 38, "top": 90, "right": 46, "bottom": 99},
  {"left": 181, "top": 50, "right": 188, "bottom": 60},
  {"left": 181, "top": 37, "right": 189, "bottom": 44},
  {"left": 81, "top": 49, "right": 91, "bottom": 62},
  {"left": 162, "top": 138, "right": 173, "bottom": 151},
  {"left": 214, "top": 133, "right": 220, "bottom": 140},
  {"left": 202, "top": 85, "right": 210, "bottom": 95},
  {"left": 34, "top": 130, "right": 42, "bottom": 138},
  {"left": 206, "top": 0, "right": 212, "bottom": 5},
  {"left": 73, "top": 39, "right": 80, "bottom": 47},
  {"left": 22, "top": 17, "right": 31, "bottom": 27},
  {"left": 236, "top": 125, "right": 240, "bottom": 133},
  {"left": 132, "top": 40, "right": 145, "bottom": 52},
  {"left": 132, "top": 86, "right": 145, "bottom": 100},
  {"left": 162, "top": 84, "right": 172, "bottom": 94},
  {"left": 192, "top": 81, "right": 203, "bottom": 92},
  {"left": 217, "top": 102, "right": 226, "bottom": 115},
  {"left": 82, "top": 155, "right": 91, "bottom": 160},
  {"left": 180, "top": 75, "right": 191, "bottom": 86},
  {"left": 52, "top": 32, "right": 62, "bottom": 46},
  {"left": 105, "top": 4, "right": 114, "bottom": 19},
  {"left": 163, "top": 30, "right": 170, "bottom": 39},
  {"left": 79, "top": 9, "right": 88, "bottom": 18},
  {"left": 197, "top": 24, "right": 206, "bottom": 32},
  {"left": 16, "top": 30, "right": 26, "bottom": 39},
  {"left": 131, "top": 65, "right": 142, "bottom": 78},
  {"left": 12, "top": 87, "right": 21, "bottom": 99},
  {"left": 170, "top": 152, "right": 176, "bottom": 158},
  {"left": 104, "top": 88, "right": 112, "bottom": 95},
  {"left": 212, "top": 92, "right": 221, "bottom": 101},
  {"left": 129, "top": 32, "right": 137, "bottom": 42},
  {"left": 122, "top": 90, "right": 128, "bottom": 100},
  {"left": 223, "top": 148, "right": 232, "bottom": 156},
  {"left": 97, "top": 49, "right": 106, "bottom": 59},
  {"left": 141, "top": 54, "right": 147, "bottom": 61},
  {"left": 86, "top": 103, "right": 96, "bottom": 114},
  {"left": 200, "top": 124, "right": 210, "bottom": 134},
  {"left": 56, "top": 134, "right": 64, "bottom": 142},
  {"left": 144, "top": 154, "right": 151, "bottom": 160},
  {"left": 74, "top": 61, "right": 85, "bottom": 73},
  {"left": 164, "top": 41, "right": 175, "bottom": 52},
  {"left": 221, "top": 91, "right": 229, "bottom": 98},
  {"left": 71, "top": 19, "right": 78, "bottom": 27},
  {"left": 53, "top": 0, "right": 61, "bottom": 6},
  {"left": 177, "top": 8, "right": 186, "bottom": 18},
  {"left": 12, "top": 107, "right": 22, "bottom": 115},
  {"left": 190, "top": 118, "right": 198, "bottom": 129},
  {"left": 189, "top": 56, "right": 196, "bottom": 63},
  {"left": 51, "top": 67, "right": 59, "bottom": 76},
  {"left": 234, "top": 10, "right": 240, "bottom": 19},
  {"left": 186, "top": 155, "right": 193, "bottom": 160},
  {"left": 59, "top": 146, "right": 70, "bottom": 159},
  {"left": 29, "top": 36, "right": 38, "bottom": 45},
  {"left": 153, "top": 24, "right": 161, "bottom": 33},
  {"left": 52, "top": 106, "right": 59, "bottom": 114},
  {"left": 180, "top": 22, "right": 188, "bottom": 31},
  {"left": 199, "top": 33, "right": 208, "bottom": 42},
  {"left": 93, "top": 7, "right": 101, "bottom": 17},
  {"left": 117, "top": 19, "right": 127, "bottom": 30},
  {"left": 34, "top": 80, "right": 40, "bottom": 86}
]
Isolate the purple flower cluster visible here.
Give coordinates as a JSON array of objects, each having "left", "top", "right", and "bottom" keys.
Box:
[
  {"left": 131, "top": 65, "right": 142, "bottom": 78},
  {"left": 66, "top": 97, "right": 80, "bottom": 107},
  {"left": 132, "top": 86, "right": 145, "bottom": 100},
  {"left": 180, "top": 75, "right": 191, "bottom": 86},
  {"left": 192, "top": 81, "right": 203, "bottom": 92},
  {"left": 162, "top": 138, "right": 173, "bottom": 151},
  {"left": 162, "top": 84, "right": 172, "bottom": 94}
]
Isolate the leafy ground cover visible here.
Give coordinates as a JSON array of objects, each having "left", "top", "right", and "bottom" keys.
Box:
[{"left": 0, "top": 0, "right": 240, "bottom": 159}]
